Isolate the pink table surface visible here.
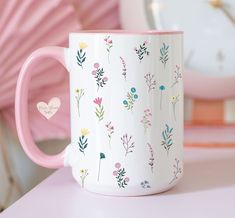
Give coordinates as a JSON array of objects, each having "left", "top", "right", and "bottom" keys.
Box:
[{"left": 1, "top": 147, "right": 235, "bottom": 218}]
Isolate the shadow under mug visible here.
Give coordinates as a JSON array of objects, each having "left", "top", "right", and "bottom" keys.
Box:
[{"left": 15, "top": 30, "right": 184, "bottom": 196}]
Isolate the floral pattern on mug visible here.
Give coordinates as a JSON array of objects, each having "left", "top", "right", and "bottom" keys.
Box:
[
  {"left": 104, "top": 35, "right": 113, "bottom": 63},
  {"left": 171, "top": 65, "right": 182, "bottom": 87},
  {"left": 159, "top": 85, "right": 166, "bottom": 110},
  {"left": 123, "top": 87, "right": 138, "bottom": 111},
  {"left": 161, "top": 124, "right": 173, "bottom": 155},
  {"left": 171, "top": 95, "right": 179, "bottom": 121},
  {"left": 147, "top": 143, "right": 154, "bottom": 173},
  {"left": 80, "top": 169, "right": 88, "bottom": 188},
  {"left": 76, "top": 42, "right": 87, "bottom": 69},
  {"left": 141, "top": 109, "right": 152, "bottom": 134},
  {"left": 140, "top": 180, "right": 151, "bottom": 188},
  {"left": 144, "top": 73, "right": 156, "bottom": 92},
  {"left": 75, "top": 88, "right": 84, "bottom": 117},
  {"left": 97, "top": 152, "right": 106, "bottom": 182},
  {"left": 134, "top": 40, "right": 149, "bottom": 62},
  {"left": 120, "top": 56, "right": 127, "bottom": 80},
  {"left": 94, "top": 97, "right": 104, "bottom": 121},
  {"left": 78, "top": 128, "right": 89, "bottom": 155},
  {"left": 105, "top": 122, "right": 114, "bottom": 146},
  {"left": 113, "top": 162, "right": 129, "bottom": 188},
  {"left": 92, "top": 63, "right": 108, "bottom": 92},
  {"left": 169, "top": 158, "right": 182, "bottom": 184},
  {"left": 160, "top": 42, "right": 169, "bottom": 67},
  {"left": 121, "top": 133, "right": 135, "bottom": 156}
]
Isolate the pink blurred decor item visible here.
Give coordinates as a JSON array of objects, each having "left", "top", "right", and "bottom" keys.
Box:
[{"left": 0, "top": 0, "right": 120, "bottom": 142}]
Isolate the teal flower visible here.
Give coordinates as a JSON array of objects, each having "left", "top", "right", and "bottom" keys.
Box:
[
  {"left": 123, "top": 88, "right": 138, "bottom": 110},
  {"left": 123, "top": 100, "right": 128, "bottom": 105},
  {"left": 159, "top": 85, "right": 165, "bottom": 91},
  {"left": 131, "top": 87, "right": 136, "bottom": 93}
]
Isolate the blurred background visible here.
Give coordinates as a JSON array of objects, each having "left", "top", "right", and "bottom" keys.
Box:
[{"left": 1, "top": 0, "right": 235, "bottom": 211}]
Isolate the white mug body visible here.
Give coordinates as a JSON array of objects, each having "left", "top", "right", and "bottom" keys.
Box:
[{"left": 64, "top": 31, "right": 184, "bottom": 196}]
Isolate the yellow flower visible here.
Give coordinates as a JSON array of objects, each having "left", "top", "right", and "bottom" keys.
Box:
[
  {"left": 79, "top": 42, "right": 88, "bottom": 49},
  {"left": 80, "top": 169, "right": 85, "bottom": 174},
  {"left": 171, "top": 95, "right": 179, "bottom": 103},
  {"left": 76, "top": 89, "right": 80, "bottom": 93},
  {"left": 81, "top": 128, "right": 89, "bottom": 136}
]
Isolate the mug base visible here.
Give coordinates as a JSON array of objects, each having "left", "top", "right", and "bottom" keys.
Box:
[{"left": 79, "top": 178, "right": 182, "bottom": 197}]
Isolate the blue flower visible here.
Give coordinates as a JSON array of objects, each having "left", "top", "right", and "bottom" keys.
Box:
[
  {"left": 123, "top": 100, "right": 128, "bottom": 105},
  {"left": 159, "top": 85, "right": 165, "bottom": 91},
  {"left": 134, "top": 94, "right": 138, "bottom": 99},
  {"left": 131, "top": 87, "right": 136, "bottom": 93}
]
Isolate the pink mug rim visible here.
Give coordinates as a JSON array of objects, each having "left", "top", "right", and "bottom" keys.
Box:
[{"left": 70, "top": 29, "right": 183, "bottom": 35}]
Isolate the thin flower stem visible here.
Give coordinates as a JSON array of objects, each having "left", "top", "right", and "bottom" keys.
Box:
[
  {"left": 97, "top": 159, "right": 101, "bottom": 181},
  {"left": 173, "top": 103, "right": 176, "bottom": 121},
  {"left": 108, "top": 52, "right": 110, "bottom": 63}
]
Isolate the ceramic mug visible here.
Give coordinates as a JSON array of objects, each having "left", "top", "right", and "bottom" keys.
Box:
[{"left": 15, "top": 30, "right": 184, "bottom": 196}]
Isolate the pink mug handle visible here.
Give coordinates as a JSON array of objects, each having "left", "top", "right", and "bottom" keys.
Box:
[{"left": 15, "top": 46, "right": 67, "bottom": 169}]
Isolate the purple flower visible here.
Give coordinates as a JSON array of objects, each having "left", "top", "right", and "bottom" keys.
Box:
[
  {"left": 94, "top": 63, "right": 100, "bottom": 68},
  {"left": 124, "top": 177, "right": 130, "bottom": 183},
  {"left": 103, "top": 77, "right": 108, "bottom": 82},
  {"left": 115, "top": 162, "right": 121, "bottom": 169}
]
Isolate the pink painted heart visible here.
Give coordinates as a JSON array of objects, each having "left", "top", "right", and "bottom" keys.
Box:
[{"left": 37, "top": 97, "right": 61, "bottom": 119}]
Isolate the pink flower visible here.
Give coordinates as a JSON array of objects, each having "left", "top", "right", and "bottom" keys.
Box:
[
  {"left": 144, "top": 40, "right": 148, "bottom": 45},
  {"left": 104, "top": 38, "right": 108, "bottom": 42},
  {"left": 113, "top": 171, "right": 118, "bottom": 176},
  {"left": 103, "top": 77, "right": 108, "bottom": 82},
  {"left": 93, "top": 97, "right": 102, "bottom": 107},
  {"left": 108, "top": 39, "right": 112, "bottom": 44},
  {"left": 115, "top": 162, "right": 121, "bottom": 169},
  {"left": 94, "top": 63, "right": 100, "bottom": 68},
  {"left": 92, "top": 70, "right": 96, "bottom": 75},
  {"left": 124, "top": 177, "right": 130, "bottom": 182}
]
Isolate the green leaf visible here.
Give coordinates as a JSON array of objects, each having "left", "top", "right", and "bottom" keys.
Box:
[
  {"left": 81, "top": 52, "right": 85, "bottom": 58},
  {"left": 167, "top": 139, "right": 172, "bottom": 145},
  {"left": 77, "top": 51, "right": 81, "bottom": 58},
  {"left": 162, "top": 131, "right": 166, "bottom": 141},
  {"left": 83, "top": 138, "right": 88, "bottom": 145},
  {"left": 100, "top": 153, "right": 105, "bottom": 159},
  {"left": 82, "top": 57, "right": 86, "bottom": 63},
  {"left": 166, "top": 124, "right": 169, "bottom": 132}
]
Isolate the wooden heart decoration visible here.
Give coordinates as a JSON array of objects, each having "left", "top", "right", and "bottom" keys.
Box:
[{"left": 37, "top": 97, "right": 61, "bottom": 119}]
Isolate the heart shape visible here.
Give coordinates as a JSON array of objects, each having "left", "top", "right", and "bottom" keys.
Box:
[{"left": 37, "top": 97, "right": 61, "bottom": 119}]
